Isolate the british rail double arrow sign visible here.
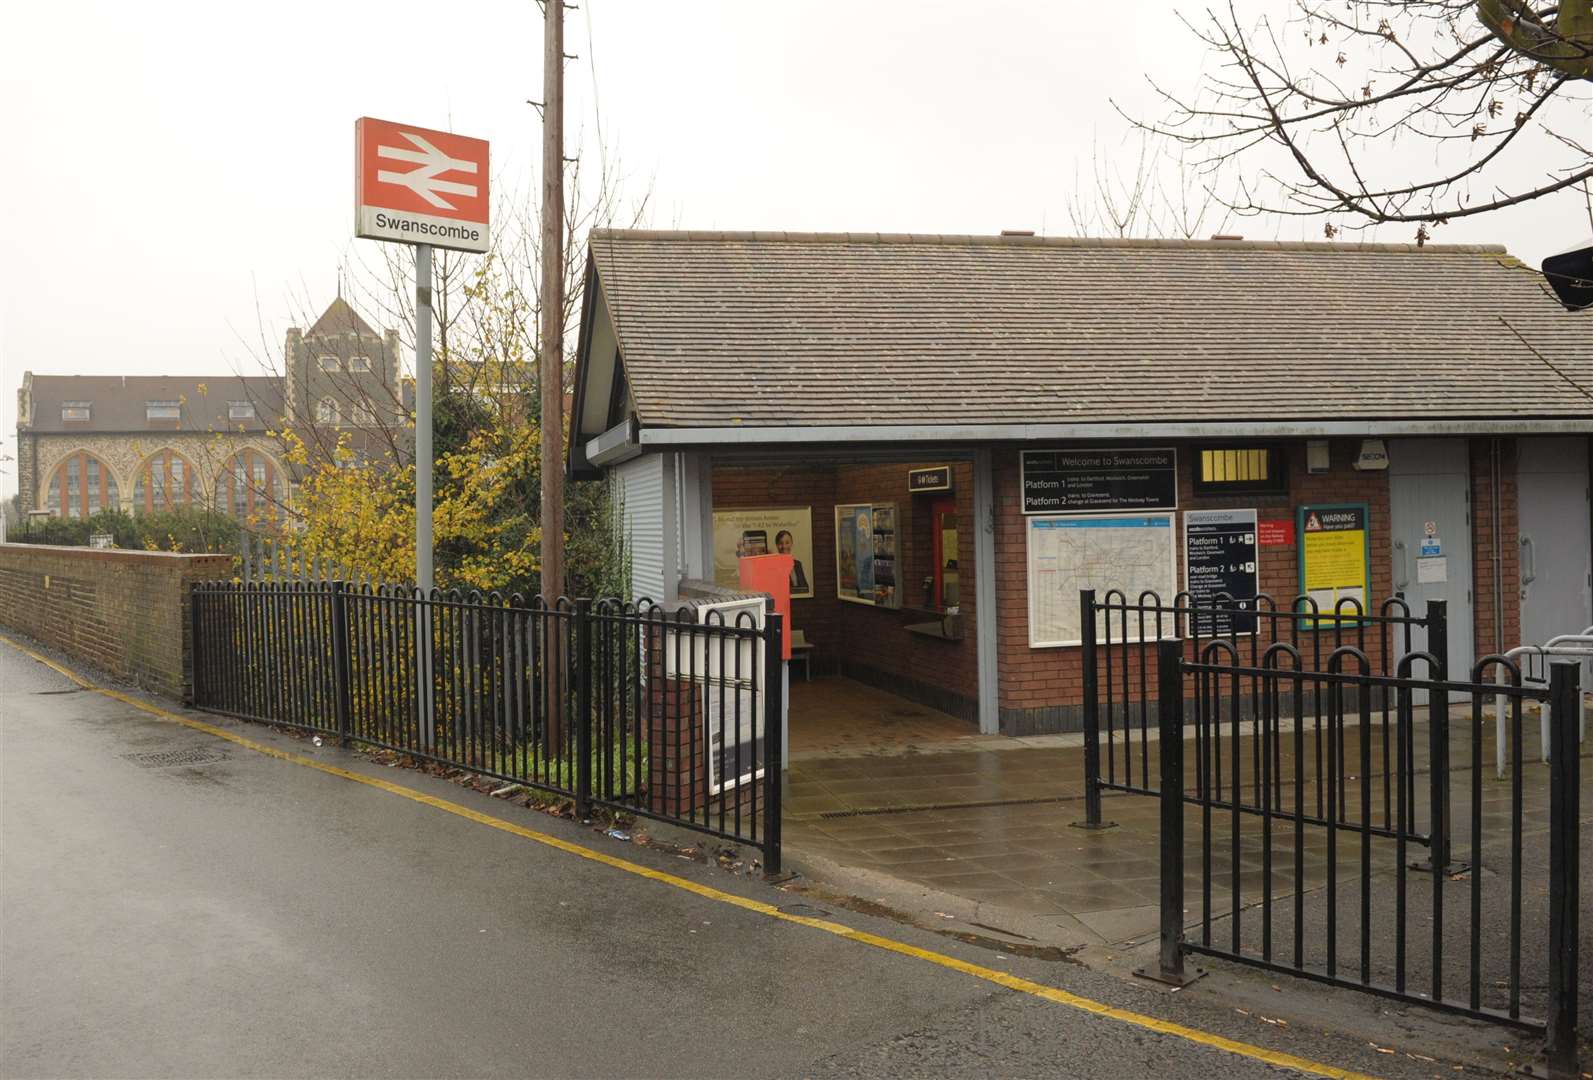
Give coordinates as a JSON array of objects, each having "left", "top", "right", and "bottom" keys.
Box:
[{"left": 355, "top": 117, "right": 490, "bottom": 253}]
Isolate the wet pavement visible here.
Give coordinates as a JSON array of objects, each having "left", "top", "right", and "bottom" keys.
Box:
[
  {"left": 2, "top": 637, "right": 1488, "bottom": 1080},
  {"left": 786, "top": 697, "right": 1593, "bottom": 963},
  {"left": 788, "top": 677, "right": 982, "bottom": 759}
]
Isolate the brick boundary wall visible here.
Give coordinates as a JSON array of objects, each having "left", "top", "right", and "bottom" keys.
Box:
[{"left": 0, "top": 544, "right": 233, "bottom": 701}]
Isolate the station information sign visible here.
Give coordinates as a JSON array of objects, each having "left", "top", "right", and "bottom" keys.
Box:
[
  {"left": 1021, "top": 448, "right": 1178, "bottom": 515},
  {"left": 1184, "top": 508, "right": 1260, "bottom": 635}
]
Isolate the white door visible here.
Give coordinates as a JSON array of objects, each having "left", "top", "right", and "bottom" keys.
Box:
[
  {"left": 1389, "top": 439, "right": 1474, "bottom": 675},
  {"left": 1518, "top": 437, "right": 1592, "bottom": 685}
]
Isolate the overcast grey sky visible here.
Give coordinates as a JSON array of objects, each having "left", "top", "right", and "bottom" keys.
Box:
[{"left": 2, "top": 1, "right": 1586, "bottom": 498}]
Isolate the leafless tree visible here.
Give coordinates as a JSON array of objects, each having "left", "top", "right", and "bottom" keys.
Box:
[
  {"left": 1127, "top": 1, "right": 1593, "bottom": 239},
  {"left": 344, "top": 140, "right": 650, "bottom": 449},
  {"left": 1065, "top": 135, "right": 1238, "bottom": 239}
]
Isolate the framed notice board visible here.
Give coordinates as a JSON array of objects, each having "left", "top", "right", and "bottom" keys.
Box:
[
  {"left": 835, "top": 502, "right": 901, "bottom": 608},
  {"left": 1184, "top": 508, "right": 1259, "bottom": 636},
  {"left": 1297, "top": 503, "right": 1371, "bottom": 627},
  {"left": 1025, "top": 513, "right": 1177, "bottom": 647}
]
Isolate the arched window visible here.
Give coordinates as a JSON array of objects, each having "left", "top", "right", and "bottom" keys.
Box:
[
  {"left": 215, "top": 449, "right": 283, "bottom": 522},
  {"left": 132, "top": 449, "right": 198, "bottom": 513},
  {"left": 44, "top": 451, "right": 120, "bottom": 519},
  {"left": 316, "top": 397, "right": 340, "bottom": 425}
]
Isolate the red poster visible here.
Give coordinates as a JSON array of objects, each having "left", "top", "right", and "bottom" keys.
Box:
[
  {"left": 738, "top": 555, "right": 793, "bottom": 660},
  {"left": 1258, "top": 519, "right": 1295, "bottom": 548}
]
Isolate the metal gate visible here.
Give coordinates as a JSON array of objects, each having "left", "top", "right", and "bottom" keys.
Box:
[{"left": 1139, "top": 637, "right": 1582, "bottom": 1071}]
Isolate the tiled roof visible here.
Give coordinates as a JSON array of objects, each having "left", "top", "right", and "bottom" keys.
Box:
[
  {"left": 306, "top": 297, "right": 377, "bottom": 339},
  {"left": 586, "top": 230, "right": 1593, "bottom": 430},
  {"left": 24, "top": 375, "right": 284, "bottom": 433}
]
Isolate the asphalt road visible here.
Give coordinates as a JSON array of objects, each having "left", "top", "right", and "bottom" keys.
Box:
[{"left": 0, "top": 641, "right": 1486, "bottom": 1079}]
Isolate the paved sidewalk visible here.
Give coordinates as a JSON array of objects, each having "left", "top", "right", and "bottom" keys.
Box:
[{"left": 786, "top": 704, "right": 1593, "bottom": 955}]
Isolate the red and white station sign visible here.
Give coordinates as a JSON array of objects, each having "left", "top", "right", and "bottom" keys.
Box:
[{"left": 355, "top": 117, "right": 490, "bottom": 253}]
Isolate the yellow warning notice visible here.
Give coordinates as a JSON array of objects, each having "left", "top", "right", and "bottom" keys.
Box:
[{"left": 1298, "top": 504, "right": 1369, "bottom": 624}]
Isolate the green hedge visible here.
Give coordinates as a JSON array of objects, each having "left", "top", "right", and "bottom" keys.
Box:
[{"left": 11, "top": 507, "right": 242, "bottom": 554}]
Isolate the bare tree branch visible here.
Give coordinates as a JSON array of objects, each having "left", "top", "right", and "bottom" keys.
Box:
[{"left": 1126, "top": 0, "right": 1593, "bottom": 235}]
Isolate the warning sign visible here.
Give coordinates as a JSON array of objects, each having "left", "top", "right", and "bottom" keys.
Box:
[
  {"left": 1298, "top": 504, "right": 1370, "bottom": 627},
  {"left": 1258, "top": 519, "right": 1295, "bottom": 547}
]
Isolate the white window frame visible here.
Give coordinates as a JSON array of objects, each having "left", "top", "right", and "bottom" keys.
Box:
[
  {"left": 348, "top": 355, "right": 372, "bottom": 373},
  {"left": 318, "top": 354, "right": 341, "bottom": 373},
  {"left": 228, "top": 401, "right": 255, "bottom": 421},
  {"left": 60, "top": 401, "right": 91, "bottom": 422},
  {"left": 350, "top": 402, "right": 375, "bottom": 427},
  {"left": 316, "top": 397, "right": 341, "bottom": 425},
  {"left": 145, "top": 401, "right": 181, "bottom": 421}
]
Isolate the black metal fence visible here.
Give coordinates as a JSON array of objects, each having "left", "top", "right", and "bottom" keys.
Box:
[
  {"left": 1141, "top": 636, "right": 1581, "bottom": 1066},
  {"left": 190, "top": 581, "right": 784, "bottom": 873},
  {"left": 1079, "top": 588, "right": 1430, "bottom": 829}
]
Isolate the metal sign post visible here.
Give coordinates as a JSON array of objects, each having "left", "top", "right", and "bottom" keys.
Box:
[
  {"left": 354, "top": 116, "right": 488, "bottom": 753},
  {"left": 415, "top": 243, "right": 433, "bottom": 595},
  {"left": 414, "top": 242, "right": 435, "bottom": 750}
]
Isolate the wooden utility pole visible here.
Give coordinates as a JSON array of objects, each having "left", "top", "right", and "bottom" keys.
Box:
[
  {"left": 540, "top": 0, "right": 568, "bottom": 755},
  {"left": 539, "top": 0, "right": 565, "bottom": 604}
]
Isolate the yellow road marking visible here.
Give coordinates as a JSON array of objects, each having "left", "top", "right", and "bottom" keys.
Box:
[{"left": 2, "top": 634, "right": 1376, "bottom": 1080}]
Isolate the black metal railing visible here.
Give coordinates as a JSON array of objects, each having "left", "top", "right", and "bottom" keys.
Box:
[
  {"left": 190, "top": 581, "right": 784, "bottom": 873},
  {"left": 1143, "top": 636, "right": 1580, "bottom": 1063},
  {"left": 1078, "top": 588, "right": 1429, "bottom": 831}
]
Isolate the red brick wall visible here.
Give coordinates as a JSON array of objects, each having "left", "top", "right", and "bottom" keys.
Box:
[
  {"left": 994, "top": 439, "right": 1399, "bottom": 731},
  {"left": 833, "top": 462, "right": 978, "bottom": 719},
  {"left": 644, "top": 676, "right": 755, "bottom": 819},
  {"left": 0, "top": 543, "right": 234, "bottom": 700}
]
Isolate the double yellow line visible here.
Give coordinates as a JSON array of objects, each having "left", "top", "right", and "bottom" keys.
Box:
[{"left": 1, "top": 634, "right": 1377, "bottom": 1080}]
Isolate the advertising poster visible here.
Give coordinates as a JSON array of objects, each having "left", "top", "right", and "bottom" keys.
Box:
[
  {"left": 835, "top": 503, "right": 875, "bottom": 603},
  {"left": 871, "top": 504, "right": 897, "bottom": 608},
  {"left": 713, "top": 507, "right": 813, "bottom": 599},
  {"left": 1184, "top": 508, "right": 1259, "bottom": 636},
  {"left": 1298, "top": 503, "right": 1371, "bottom": 626}
]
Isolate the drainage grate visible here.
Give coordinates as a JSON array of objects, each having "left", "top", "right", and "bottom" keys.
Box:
[
  {"left": 122, "top": 747, "right": 228, "bottom": 769},
  {"left": 818, "top": 793, "right": 1075, "bottom": 819}
]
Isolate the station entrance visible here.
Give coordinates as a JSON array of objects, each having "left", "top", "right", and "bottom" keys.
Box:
[{"left": 708, "top": 451, "right": 991, "bottom": 761}]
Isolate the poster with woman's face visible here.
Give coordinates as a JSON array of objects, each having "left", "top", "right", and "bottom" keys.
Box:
[{"left": 712, "top": 508, "right": 814, "bottom": 599}]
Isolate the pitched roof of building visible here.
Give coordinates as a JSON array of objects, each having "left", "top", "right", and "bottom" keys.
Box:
[
  {"left": 581, "top": 230, "right": 1593, "bottom": 438},
  {"left": 305, "top": 296, "right": 378, "bottom": 339},
  {"left": 22, "top": 374, "right": 284, "bottom": 433}
]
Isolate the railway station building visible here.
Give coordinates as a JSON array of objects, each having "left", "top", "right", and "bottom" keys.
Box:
[{"left": 568, "top": 230, "right": 1592, "bottom": 743}]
